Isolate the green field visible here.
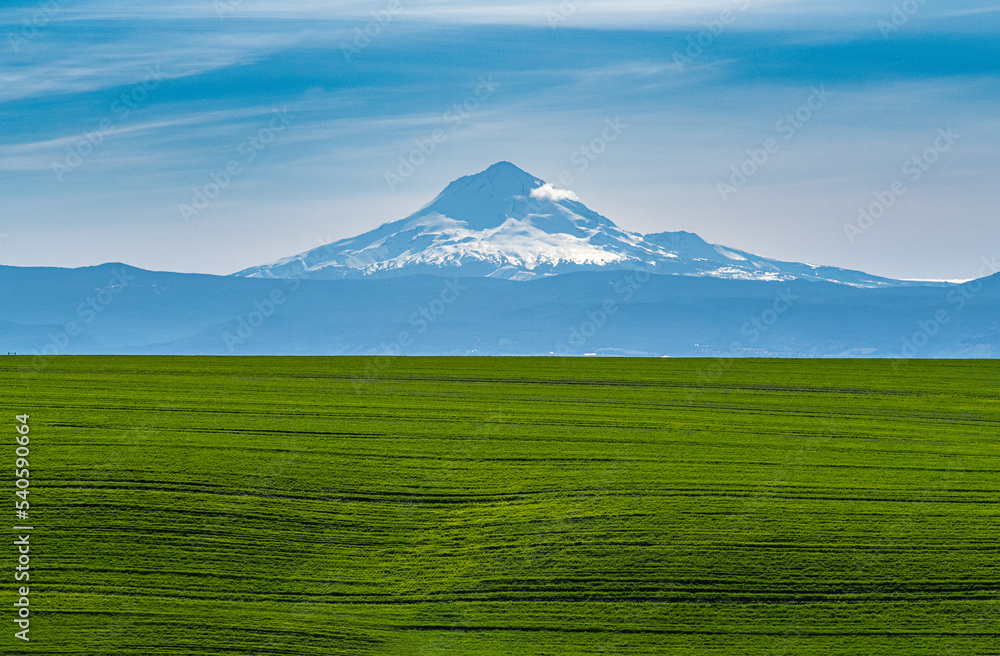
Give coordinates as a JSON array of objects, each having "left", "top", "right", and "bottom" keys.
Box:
[{"left": 2, "top": 356, "right": 999, "bottom": 655}]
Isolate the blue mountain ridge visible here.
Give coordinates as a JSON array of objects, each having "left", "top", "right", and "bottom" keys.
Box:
[{"left": 0, "top": 264, "right": 996, "bottom": 357}]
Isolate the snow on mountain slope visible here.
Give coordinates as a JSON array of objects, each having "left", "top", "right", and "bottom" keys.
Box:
[{"left": 234, "top": 162, "right": 906, "bottom": 287}]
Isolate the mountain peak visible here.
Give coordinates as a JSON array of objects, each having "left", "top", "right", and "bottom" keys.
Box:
[
  {"left": 484, "top": 160, "right": 528, "bottom": 175},
  {"left": 418, "top": 162, "right": 548, "bottom": 232},
  {"left": 437, "top": 161, "right": 543, "bottom": 198},
  {"left": 234, "top": 163, "right": 907, "bottom": 288}
]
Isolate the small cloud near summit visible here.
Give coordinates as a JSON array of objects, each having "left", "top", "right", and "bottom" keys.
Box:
[{"left": 530, "top": 183, "right": 579, "bottom": 202}]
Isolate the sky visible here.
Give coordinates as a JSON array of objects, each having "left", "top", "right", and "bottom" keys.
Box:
[{"left": 1, "top": 0, "right": 999, "bottom": 281}]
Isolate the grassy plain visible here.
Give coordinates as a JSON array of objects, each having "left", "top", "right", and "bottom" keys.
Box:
[{"left": 1, "top": 356, "right": 998, "bottom": 654}]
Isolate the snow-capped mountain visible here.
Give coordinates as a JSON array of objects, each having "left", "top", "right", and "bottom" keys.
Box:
[{"left": 234, "top": 162, "right": 904, "bottom": 287}]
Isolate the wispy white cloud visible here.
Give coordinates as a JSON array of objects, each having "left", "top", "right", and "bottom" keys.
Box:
[
  {"left": 0, "top": 0, "right": 911, "bottom": 27},
  {"left": 530, "top": 183, "right": 578, "bottom": 202},
  {"left": 2, "top": 0, "right": 996, "bottom": 32},
  {"left": 0, "top": 25, "right": 313, "bottom": 102},
  {"left": 938, "top": 5, "right": 1000, "bottom": 17},
  {"left": 0, "top": 104, "right": 300, "bottom": 170}
]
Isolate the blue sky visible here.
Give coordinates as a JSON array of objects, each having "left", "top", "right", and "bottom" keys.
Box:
[{"left": 1, "top": 1, "right": 999, "bottom": 280}]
